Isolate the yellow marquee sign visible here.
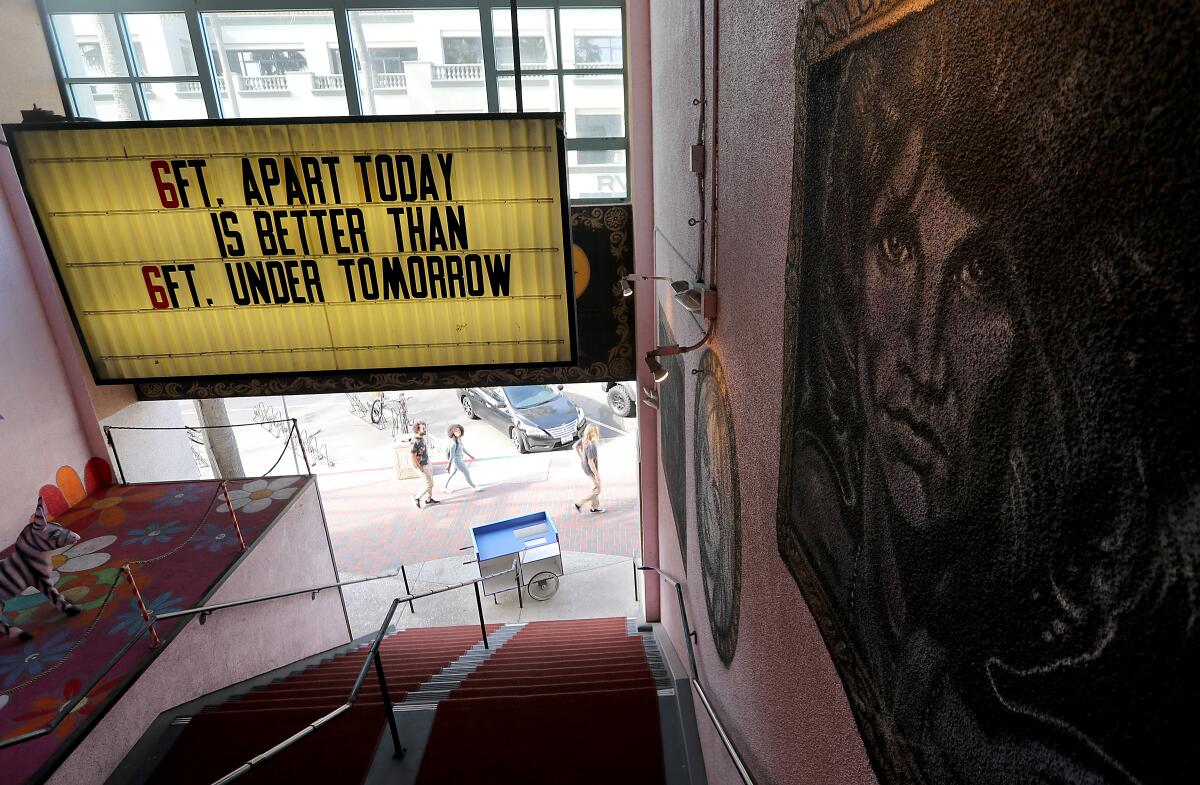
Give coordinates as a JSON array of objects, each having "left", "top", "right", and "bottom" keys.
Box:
[{"left": 5, "top": 115, "right": 576, "bottom": 383}]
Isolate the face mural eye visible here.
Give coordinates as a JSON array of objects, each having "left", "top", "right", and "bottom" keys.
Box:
[
  {"left": 879, "top": 232, "right": 914, "bottom": 269},
  {"left": 956, "top": 254, "right": 998, "bottom": 300}
]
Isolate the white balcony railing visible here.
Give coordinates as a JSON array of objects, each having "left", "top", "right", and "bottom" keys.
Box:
[
  {"left": 373, "top": 72, "right": 407, "bottom": 90},
  {"left": 236, "top": 74, "right": 289, "bottom": 93},
  {"left": 431, "top": 63, "right": 483, "bottom": 81},
  {"left": 311, "top": 73, "right": 344, "bottom": 91}
]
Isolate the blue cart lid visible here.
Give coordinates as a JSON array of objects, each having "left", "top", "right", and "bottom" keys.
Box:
[{"left": 471, "top": 511, "right": 559, "bottom": 561}]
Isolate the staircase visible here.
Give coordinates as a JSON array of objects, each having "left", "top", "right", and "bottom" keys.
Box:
[
  {"left": 143, "top": 625, "right": 495, "bottom": 785},
  {"left": 416, "top": 618, "right": 667, "bottom": 784},
  {"left": 133, "top": 618, "right": 675, "bottom": 785}
]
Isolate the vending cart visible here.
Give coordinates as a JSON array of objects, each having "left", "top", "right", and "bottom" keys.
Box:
[{"left": 469, "top": 511, "right": 563, "bottom": 601}]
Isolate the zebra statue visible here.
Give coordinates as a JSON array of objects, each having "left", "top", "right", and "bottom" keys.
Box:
[{"left": 1, "top": 497, "right": 82, "bottom": 640}]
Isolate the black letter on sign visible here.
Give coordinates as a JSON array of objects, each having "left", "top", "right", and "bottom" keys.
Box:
[
  {"left": 358, "top": 258, "right": 379, "bottom": 300},
  {"left": 382, "top": 256, "right": 410, "bottom": 300},
  {"left": 485, "top": 254, "right": 511, "bottom": 297},
  {"left": 242, "top": 158, "right": 264, "bottom": 205},
  {"left": 225, "top": 263, "right": 251, "bottom": 306},
  {"left": 464, "top": 254, "right": 485, "bottom": 297},
  {"left": 407, "top": 256, "right": 428, "bottom": 298}
]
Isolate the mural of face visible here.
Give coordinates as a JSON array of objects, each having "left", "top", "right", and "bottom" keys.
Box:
[
  {"left": 777, "top": 1, "right": 1199, "bottom": 783},
  {"left": 859, "top": 130, "right": 1014, "bottom": 530}
]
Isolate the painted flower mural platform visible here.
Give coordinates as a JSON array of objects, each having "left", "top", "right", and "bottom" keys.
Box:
[{"left": 0, "top": 475, "right": 308, "bottom": 784}]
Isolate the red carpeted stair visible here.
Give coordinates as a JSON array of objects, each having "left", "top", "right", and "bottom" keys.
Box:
[
  {"left": 415, "top": 618, "right": 666, "bottom": 785},
  {"left": 145, "top": 624, "right": 494, "bottom": 785}
]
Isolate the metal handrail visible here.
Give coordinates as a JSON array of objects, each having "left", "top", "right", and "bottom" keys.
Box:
[
  {"left": 209, "top": 558, "right": 520, "bottom": 785},
  {"left": 637, "top": 564, "right": 698, "bottom": 679},
  {"left": 637, "top": 562, "right": 756, "bottom": 785},
  {"left": 157, "top": 566, "right": 413, "bottom": 625},
  {"left": 0, "top": 564, "right": 406, "bottom": 752}
]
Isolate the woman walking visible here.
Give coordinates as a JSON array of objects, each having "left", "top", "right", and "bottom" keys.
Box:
[
  {"left": 573, "top": 424, "right": 604, "bottom": 513},
  {"left": 444, "top": 424, "right": 481, "bottom": 492}
]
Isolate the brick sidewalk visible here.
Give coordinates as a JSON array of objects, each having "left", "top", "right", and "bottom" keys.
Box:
[{"left": 317, "top": 436, "right": 640, "bottom": 576}]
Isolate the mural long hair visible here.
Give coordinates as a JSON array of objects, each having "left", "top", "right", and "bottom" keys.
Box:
[{"left": 794, "top": 0, "right": 1198, "bottom": 749}]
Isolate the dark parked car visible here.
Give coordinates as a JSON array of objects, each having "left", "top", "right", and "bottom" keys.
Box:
[{"left": 456, "top": 385, "right": 587, "bottom": 453}]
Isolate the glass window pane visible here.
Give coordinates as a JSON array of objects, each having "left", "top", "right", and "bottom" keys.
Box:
[
  {"left": 70, "top": 83, "right": 138, "bottom": 121},
  {"left": 202, "top": 11, "right": 347, "bottom": 118},
  {"left": 491, "top": 8, "right": 557, "bottom": 70},
  {"left": 499, "top": 75, "right": 560, "bottom": 113},
  {"left": 442, "top": 36, "right": 482, "bottom": 64},
  {"left": 568, "top": 148, "right": 627, "bottom": 200},
  {"left": 142, "top": 83, "right": 208, "bottom": 120},
  {"left": 123, "top": 14, "right": 197, "bottom": 77},
  {"left": 350, "top": 9, "right": 486, "bottom": 116},
  {"left": 53, "top": 14, "right": 128, "bottom": 78},
  {"left": 561, "top": 8, "right": 623, "bottom": 69},
  {"left": 564, "top": 75, "right": 626, "bottom": 138}
]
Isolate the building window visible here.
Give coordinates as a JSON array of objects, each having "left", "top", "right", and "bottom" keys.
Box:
[
  {"left": 370, "top": 47, "right": 418, "bottom": 74},
  {"left": 43, "top": 2, "right": 628, "bottom": 201},
  {"left": 574, "top": 35, "right": 622, "bottom": 66},
  {"left": 228, "top": 49, "right": 307, "bottom": 76},
  {"left": 442, "top": 36, "right": 483, "bottom": 64},
  {"left": 495, "top": 36, "right": 548, "bottom": 69},
  {"left": 78, "top": 41, "right": 104, "bottom": 75}
]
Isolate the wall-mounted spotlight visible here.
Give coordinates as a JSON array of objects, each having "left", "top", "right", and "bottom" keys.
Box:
[
  {"left": 622, "top": 274, "right": 673, "bottom": 297},
  {"left": 645, "top": 345, "right": 683, "bottom": 383},
  {"left": 671, "top": 280, "right": 703, "bottom": 313}
]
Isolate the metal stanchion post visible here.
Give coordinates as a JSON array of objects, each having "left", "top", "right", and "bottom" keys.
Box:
[
  {"left": 373, "top": 650, "right": 405, "bottom": 759},
  {"left": 474, "top": 581, "right": 489, "bottom": 649},
  {"left": 401, "top": 564, "right": 415, "bottom": 613},
  {"left": 122, "top": 566, "right": 161, "bottom": 647},
  {"left": 104, "top": 426, "right": 127, "bottom": 485},
  {"left": 220, "top": 481, "right": 247, "bottom": 550}
]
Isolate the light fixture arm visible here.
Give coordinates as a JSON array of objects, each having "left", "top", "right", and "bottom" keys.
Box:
[{"left": 644, "top": 320, "right": 715, "bottom": 384}]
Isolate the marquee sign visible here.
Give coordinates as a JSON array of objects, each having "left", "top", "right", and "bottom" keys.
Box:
[{"left": 5, "top": 115, "right": 576, "bottom": 384}]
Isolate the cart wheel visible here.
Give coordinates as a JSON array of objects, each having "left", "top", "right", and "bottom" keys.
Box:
[{"left": 527, "top": 571, "right": 560, "bottom": 601}]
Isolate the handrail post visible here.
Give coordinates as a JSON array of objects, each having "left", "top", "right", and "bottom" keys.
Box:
[
  {"left": 633, "top": 559, "right": 639, "bottom": 602},
  {"left": 675, "top": 581, "right": 698, "bottom": 680},
  {"left": 372, "top": 649, "right": 405, "bottom": 759},
  {"left": 400, "top": 564, "right": 415, "bottom": 613},
  {"left": 293, "top": 419, "right": 312, "bottom": 475},
  {"left": 514, "top": 558, "right": 523, "bottom": 609},
  {"left": 122, "top": 565, "right": 161, "bottom": 647},
  {"left": 473, "top": 581, "right": 489, "bottom": 649},
  {"left": 104, "top": 425, "right": 127, "bottom": 485},
  {"left": 220, "top": 481, "right": 248, "bottom": 551}
]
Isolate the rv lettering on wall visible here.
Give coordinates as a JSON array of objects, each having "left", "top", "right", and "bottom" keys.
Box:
[{"left": 777, "top": 1, "right": 1198, "bottom": 784}]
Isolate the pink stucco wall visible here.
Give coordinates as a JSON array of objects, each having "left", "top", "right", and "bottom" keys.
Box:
[
  {"left": 0, "top": 0, "right": 142, "bottom": 528},
  {"left": 47, "top": 479, "right": 351, "bottom": 785},
  {"left": 0, "top": 2, "right": 119, "bottom": 540},
  {"left": 646, "top": 2, "right": 876, "bottom": 783},
  {"left": 0, "top": 144, "right": 98, "bottom": 543}
]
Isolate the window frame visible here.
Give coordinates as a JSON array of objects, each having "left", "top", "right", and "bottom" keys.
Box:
[{"left": 38, "top": 0, "right": 630, "bottom": 204}]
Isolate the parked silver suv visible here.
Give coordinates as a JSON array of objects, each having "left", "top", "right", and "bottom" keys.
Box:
[{"left": 603, "top": 381, "right": 636, "bottom": 417}]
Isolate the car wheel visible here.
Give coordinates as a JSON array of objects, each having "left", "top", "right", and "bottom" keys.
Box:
[
  {"left": 461, "top": 396, "right": 480, "bottom": 419},
  {"left": 607, "top": 384, "right": 635, "bottom": 417},
  {"left": 510, "top": 428, "right": 530, "bottom": 454}
]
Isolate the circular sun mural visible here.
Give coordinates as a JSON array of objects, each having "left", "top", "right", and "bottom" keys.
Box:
[{"left": 571, "top": 244, "right": 591, "bottom": 299}]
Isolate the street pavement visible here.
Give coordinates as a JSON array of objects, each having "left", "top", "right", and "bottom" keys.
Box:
[{"left": 180, "top": 384, "right": 643, "bottom": 631}]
